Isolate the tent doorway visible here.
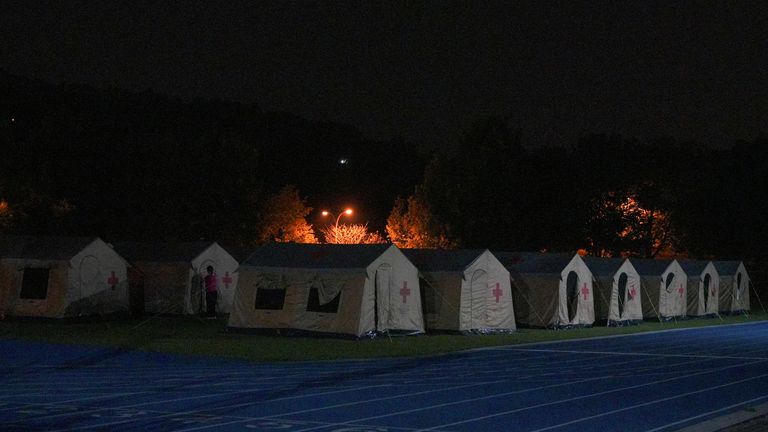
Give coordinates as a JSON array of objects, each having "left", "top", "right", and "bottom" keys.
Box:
[
  {"left": 78, "top": 255, "right": 101, "bottom": 299},
  {"left": 703, "top": 273, "right": 711, "bottom": 311},
  {"left": 566, "top": 271, "right": 579, "bottom": 322},
  {"left": 195, "top": 259, "right": 217, "bottom": 314},
  {"left": 617, "top": 272, "right": 628, "bottom": 318},
  {"left": 374, "top": 263, "right": 393, "bottom": 331},
  {"left": 468, "top": 269, "right": 488, "bottom": 329},
  {"left": 665, "top": 273, "right": 675, "bottom": 293},
  {"left": 736, "top": 272, "right": 744, "bottom": 301}
]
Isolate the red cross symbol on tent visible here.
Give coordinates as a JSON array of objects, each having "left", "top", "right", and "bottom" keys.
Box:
[
  {"left": 628, "top": 285, "right": 637, "bottom": 300},
  {"left": 107, "top": 271, "right": 119, "bottom": 288},
  {"left": 222, "top": 272, "right": 233, "bottom": 289},
  {"left": 492, "top": 283, "right": 503, "bottom": 303},
  {"left": 678, "top": 284, "right": 685, "bottom": 298},
  {"left": 400, "top": 281, "right": 410, "bottom": 304},
  {"left": 581, "top": 283, "right": 590, "bottom": 301}
]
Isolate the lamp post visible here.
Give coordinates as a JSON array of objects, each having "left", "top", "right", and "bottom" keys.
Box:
[{"left": 322, "top": 208, "right": 353, "bottom": 229}]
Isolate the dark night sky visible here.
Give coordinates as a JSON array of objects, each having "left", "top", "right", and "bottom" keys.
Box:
[{"left": 2, "top": 1, "right": 766, "bottom": 148}]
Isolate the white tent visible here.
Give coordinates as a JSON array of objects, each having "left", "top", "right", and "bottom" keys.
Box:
[
  {"left": 229, "top": 243, "right": 424, "bottom": 337},
  {"left": 680, "top": 260, "right": 719, "bottom": 317},
  {"left": 403, "top": 248, "right": 515, "bottom": 333},
  {"left": 115, "top": 241, "right": 239, "bottom": 315},
  {"left": 631, "top": 258, "right": 687, "bottom": 320},
  {"left": 714, "top": 261, "right": 750, "bottom": 314},
  {"left": 584, "top": 257, "right": 643, "bottom": 325},
  {"left": 495, "top": 252, "right": 594, "bottom": 328},
  {"left": 0, "top": 235, "right": 129, "bottom": 318}
]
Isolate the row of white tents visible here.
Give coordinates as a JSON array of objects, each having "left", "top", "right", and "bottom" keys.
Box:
[
  {"left": 0, "top": 236, "right": 239, "bottom": 319},
  {"left": 0, "top": 236, "right": 753, "bottom": 338}
]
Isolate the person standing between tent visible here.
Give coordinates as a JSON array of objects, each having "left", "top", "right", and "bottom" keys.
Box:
[{"left": 204, "top": 265, "right": 218, "bottom": 318}]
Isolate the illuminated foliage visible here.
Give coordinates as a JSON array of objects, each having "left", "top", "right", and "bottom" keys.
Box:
[
  {"left": 321, "top": 223, "right": 386, "bottom": 244},
  {"left": 0, "top": 200, "right": 11, "bottom": 232},
  {"left": 585, "top": 190, "right": 680, "bottom": 258},
  {"left": 386, "top": 195, "right": 456, "bottom": 249},
  {"left": 255, "top": 185, "right": 318, "bottom": 244}
]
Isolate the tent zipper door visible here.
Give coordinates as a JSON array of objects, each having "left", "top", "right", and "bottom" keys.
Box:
[{"left": 374, "top": 264, "right": 392, "bottom": 332}]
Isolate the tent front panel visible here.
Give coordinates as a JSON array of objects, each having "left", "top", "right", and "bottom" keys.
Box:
[
  {"left": 556, "top": 256, "right": 594, "bottom": 326},
  {"left": 718, "top": 263, "right": 750, "bottom": 313},
  {"left": 460, "top": 252, "right": 514, "bottom": 331},
  {"left": 641, "top": 261, "right": 687, "bottom": 320},
  {"left": 190, "top": 243, "right": 239, "bottom": 315},
  {"left": 64, "top": 240, "right": 130, "bottom": 317},
  {"left": 685, "top": 263, "right": 719, "bottom": 317},
  {"left": 610, "top": 261, "right": 643, "bottom": 322},
  {"left": 361, "top": 246, "right": 423, "bottom": 335},
  {"left": 229, "top": 267, "right": 366, "bottom": 336}
]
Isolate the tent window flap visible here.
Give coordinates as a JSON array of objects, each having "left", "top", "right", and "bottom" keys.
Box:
[{"left": 20, "top": 268, "right": 50, "bottom": 300}]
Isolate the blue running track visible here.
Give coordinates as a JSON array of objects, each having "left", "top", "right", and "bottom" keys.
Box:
[{"left": 2, "top": 322, "right": 768, "bottom": 431}]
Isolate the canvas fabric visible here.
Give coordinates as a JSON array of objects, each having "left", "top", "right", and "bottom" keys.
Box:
[
  {"left": 685, "top": 262, "right": 719, "bottom": 316},
  {"left": 718, "top": 263, "right": 750, "bottom": 313},
  {"left": 0, "top": 239, "right": 129, "bottom": 318},
  {"left": 593, "top": 262, "right": 642, "bottom": 323},
  {"left": 419, "top": 251, "right": 514, "bottom": 332},
  {"left": 229, "top": 245, "right": 424, "bottom": 337},
  {"left": 640, "top": 261, "right": 687, "bottom": 319}
]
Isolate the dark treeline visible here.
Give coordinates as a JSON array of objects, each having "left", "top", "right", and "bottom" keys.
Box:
[
  {"left": 0, "top": 71, "right": 427, "bottom": 248},
  {"left": 411, "top": 117, "right": 767, "bottom": 262},
  {"left": 1, "top": 71, "right": 767, "bottom": 264}
]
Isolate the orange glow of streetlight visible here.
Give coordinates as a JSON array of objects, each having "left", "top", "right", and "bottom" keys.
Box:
[{"left": 322, "top": 208, "right": 354, "bottom": 228}]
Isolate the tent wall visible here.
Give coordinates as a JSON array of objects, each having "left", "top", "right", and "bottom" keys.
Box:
[
  {"left": 508, "top": 254, "right": 594, "bottom": 328},
  {"left": 718, "top": 262, "right": 750, "bottom": 313},
  {"left": 0, "top": 239, "right": 129, "bottom": 318},
  {"left": 229, "top": 267, "right": 366, "bottom": 336},
  {"left": 132, "top": 262, "right": 190, "bottom": 315},
  {"left": 0, "top": 260, "right": 70, "bottom": 318},
  {"left": 228, "top": 244, "right": 423, "bottom": 337},
  {"left": 421, "top": 272, "right": 463, "bottom": 331},
  {"left": 509, "top": 273, "right": 560, "bottom": 327}
]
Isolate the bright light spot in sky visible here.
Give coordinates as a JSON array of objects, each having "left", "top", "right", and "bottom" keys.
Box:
[{"left": 339, "top": 158, "right": 347, "bottom": 165}]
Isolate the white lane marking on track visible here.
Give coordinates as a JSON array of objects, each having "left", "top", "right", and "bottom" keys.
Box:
[
  {"left": 419, "top": 359, "right": 768, "bottom": 431},
  {"left": 504, "top": 347, "right": 768, "bottom": 361},
  {"left": 526, "top": 373, "right": 768, "bottom": 431},
  {"left": 283, "top": 377, "right": 608, "bottom": 432},
  {"left": 644, "top": 395, "right": 768, "bottom": 432},
  {"left": 21, "top": 384, "right": 387, "bottom": 423}
]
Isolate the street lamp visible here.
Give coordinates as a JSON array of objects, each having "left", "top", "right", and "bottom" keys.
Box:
[{"left": 322, "top": 208, "right": 353, "bottom": 229}]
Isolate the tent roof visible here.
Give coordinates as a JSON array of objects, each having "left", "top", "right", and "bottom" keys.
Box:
[
  {"left": 583, "top": 257, "right": 626, "bottom": 277},
  {"left": 679, "top": 260, "right": 710, "bottom": 276},
  {"left": 493, "top": 251, "right": 575, "bottom": 274},
  {"left": 243, "top": 243, "right": 392, "bottom": 269},
  {"left": 401, "top": 248, "right": 487, "bottom": 272},
  {"left": 714, "top": 260, "right": 743, "bottom": 275},
  {"left": 114, "top": 241, "right": 213, "bottom": 262},
  {"left": 0, "top": 235, "right": 98, "bottom": 260},
  {"left": 631, "top": 258, "right": 675, "bottom": 275}
]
